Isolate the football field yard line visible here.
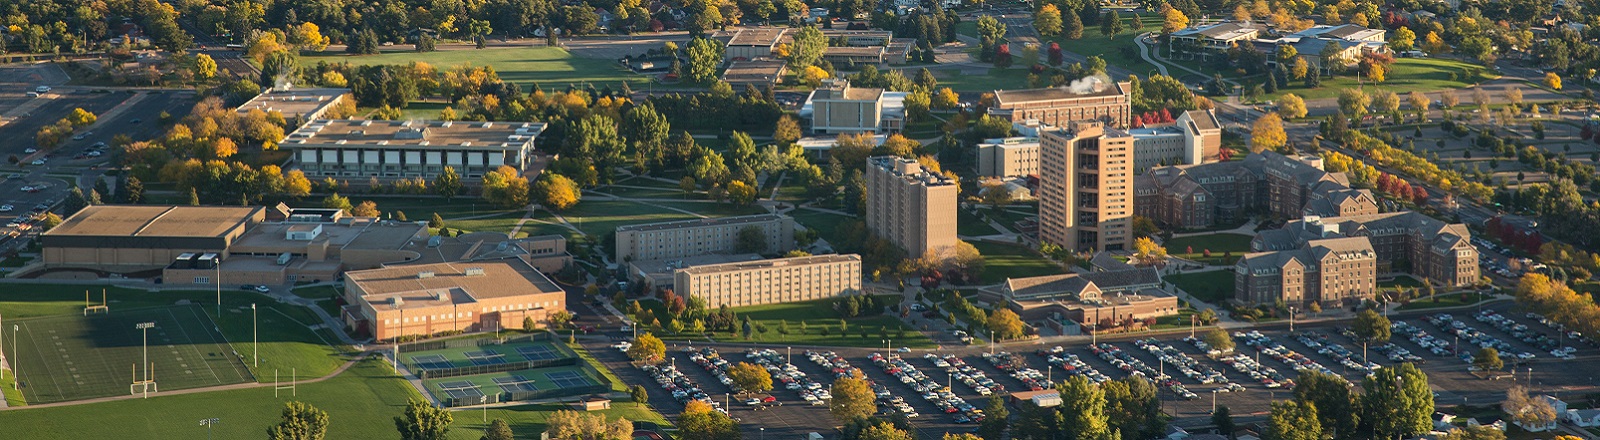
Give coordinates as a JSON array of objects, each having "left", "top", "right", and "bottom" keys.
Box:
[
  {"left": 166, "top": 308, "right": 222, "bottom": 385},
  {"left": 20, "top": 322, "right": 64, "bottom": 402}
]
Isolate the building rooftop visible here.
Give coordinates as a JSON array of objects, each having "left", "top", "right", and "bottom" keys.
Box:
[
  {"left": 1289, "top": 24, "right": 1384, "bottom": 41},
  {"left": 615, "top": 213, "right": 790, "bottom": 233},
  {"left": 824, "top": 46, "right": 887, "bottom": 57},
  {"left": 992, "top": 79, "right": 1129, "bottom": 104},
  {"left": 230, "top": 219, "right": 426, "bottom": 251},
  {"left": 869, "top": 155, "right": 956, "bottom": 186},
  {"left": 675, "top": 254, "right": 861, "bottom": 275},
  {"left": 46, "top": 205, "right": 262, "bottom": 238},
  {"left": 633, "top": 253, "right": 764, "bottom": 277},
  {"left": 812, "top": 78, "right": 884, "bottom": 102},
  {"left": 281, "top": 119, "right": 546, "bottom": 150},
  {"left": 1172, "top": 21, "right": 1263, "bottom": 40},
  {"left": 722, "top": 60, "right": 788, "bottom": 83},
  {"left": 348, "top": 259, "right": 561, "bottom": 309},
  {"left": 726, "top": 27, "right": 789, "bottom": 46},
  {"left": 236, "top": 87, "right": 349, "bottom": 118}
]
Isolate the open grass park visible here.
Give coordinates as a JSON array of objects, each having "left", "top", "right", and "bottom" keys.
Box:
[
  {"left": 1165, "top": 232, "right": 1253, "bottom": 266},
  {"left": 727, "top": 296, "right": 936, "bottom": 348},
  {"left": 1167, "top": 270, "right": 1237, "bottom": 304},
  {"left": 1262, "top": 57, "right": 1500, "bottom": 102},
  {"left": 970, "top": 240, "right": 1066, "bottom": 282},
  {"left": 303, "top": 47, "right": 651, "bottom": 90}
]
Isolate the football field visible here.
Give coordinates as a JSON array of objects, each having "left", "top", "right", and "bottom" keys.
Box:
[{"left": 8, "top": 304, "right": 254, "bottom": 404}]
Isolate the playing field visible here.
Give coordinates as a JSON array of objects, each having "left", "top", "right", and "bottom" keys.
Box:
[
  {"left": 9, "top": 304, "right": 254, "bottom": 404},
  {"left": 402, "top": 341, "right": 566, "bottom": 372},
  {"left": 422, "top": 364, "right": 601, "bottom": 403}
]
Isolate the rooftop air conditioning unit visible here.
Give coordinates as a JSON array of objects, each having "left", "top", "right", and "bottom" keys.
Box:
[
  {"left": 465, "top": 268, "right": 486, "bottom": 276},
  {"left": 417, "top": 272, "right": 435, "bottom": 279}
]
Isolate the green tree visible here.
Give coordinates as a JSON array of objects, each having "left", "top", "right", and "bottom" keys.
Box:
[
  {"left": 63, "top": 187, "right": 89, "bottom": 216},
  {"left": 193, "top": 53, "right": 218, "bottom": 80},
  {"left": 1203, "top": 329, "right": 1234, "bottom": 353},
  {"left": 1212, "top": 404, "right": 1236, "bottom": 438},
  {"left": 1352, "top": 309, "right": 1391, "bottom": 343},
  {"left": 728, "top": 361, "right": 774, "bottom": 393},
  {"left": 630, "top": 384, "right": 650, "bottom": 403},
  {"left": 685, "top": 37, "right": 725, "bottom": 83},
  {"left": 1057, "top": 375, "right": 1112, "bottom": 440},
  {"left": 830, "top": 370, "right": 877, "bottom": 423},
  {"left": 321, "top": 193, "right": 353, "bottom": 213},
  {"left": 1100, "top": 10, "right": 1125, "bottom": 38},
  {"left": 395, "top": 399, "right": 452, "bottom": 440},
  {"left": 481, "top": 419, "right": 514, "bottom": 440},
  {"left": 1104, "top": 376, "right": 1165, "bottom": 439},
  {"left": 789, "top": 26, "right": 827, "bottom": 69},
  {"left": 1063, "top": 10, "right": 1084, "bottom": 39},
  {"left": 1035, "top": 4, "right": 1063, "bottom": 36},
  {"left": 978, "top": 396, "right": 1009, "bottom": 440},
  {"left": 735, "top": 225, "right": 769, "bottom": 254},
  {"left": 678, "top": 400, "right": 740, "bottom": 440},
  {"left": 1474, "top": 347, "right": 1503, "bottom": 372},
  {"left": 39, "top": 212, "right": 62, "bottom": 231},
  {"left": 1360, "top": 363, "right": 1434, "bottom": 439},
  {"left": 268, "top": 401, "right": 329, "bottom": 440},
  {"left": 1267, "top": 400, "right": 1323, "bottom": 440},
  {"left": 433, "top": 166, "right": 463, "bottom": 201},
  {"left": 123, "top": 176, "right": 145, "bottom": 204},
  {"left": 429, "top": 213, "right": 444, "bottom": 229},
  {"left": 1293, "top": 371, "right": 1360, "bottom": 440}
]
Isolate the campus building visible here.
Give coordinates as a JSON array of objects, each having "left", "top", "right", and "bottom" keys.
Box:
[
  {"left": 1235, "top": 236, "right": 1378, "bottom": 306},
  {"left": 976, "top": 267, "right": 1178, "bottom": 328},
  {"left": 803, "top": 79, "right": 906, "bottom": 134},
  {"left": 342, "top": 259, "right": 566, "bottom": 340},
  {"left": 282, "top": 119, "right": 548, "bottom": 181},
  {"left": 722, "top": 27, "right": 789, "bottom": 61},
  {"left": 613, "top": 214, "right": 797, "bottom": 263},
  {"left": 1252, "top": 212, "right": 1480, "bottom": 288},
  {"left": 1170, "top": 21, "right": 1388, "bottom": 71},
  {"left": 36, "top": 205, "right": 433, "bottom": 285},
  {"left": 236, "top": 86, "right": 349, "bottom": 121},
  {"left": 1170, "top": 22, "right": 1264, "bottom": 57},
  {"left": 721, "top": 60, "right": 788, "bottom": 88},
  {"left": 1133, "top": 152, "right": 1375, "bottom": 230},
  {"left": 1037, "top": 122, "right": 1134, "bottom": 252},
  {"left": 989, "top": 78, "right": 1133, "bottom": 128},
  {"left": 674, "top": 254, "right": 863, "bottom": 308},
  {"left": 865, "top": 156, "right": 958, "bottom": 257},
  {"left": 976, "top": 120, "right": 1046, "bottom": 178},
  {"left": 1128, "top": 110, "right": 1223, "bottom": 173}
]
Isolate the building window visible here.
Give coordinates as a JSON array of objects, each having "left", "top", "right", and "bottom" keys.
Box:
[{"left": 194, "top": 276, "right": 210, "bottom": 284}]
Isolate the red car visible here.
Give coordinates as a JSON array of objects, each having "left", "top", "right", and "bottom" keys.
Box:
[{"left": 761, "top": 396, "right": 777, "bottom": 403}]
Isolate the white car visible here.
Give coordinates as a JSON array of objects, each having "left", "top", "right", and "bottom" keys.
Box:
[
  {"left": 23, "top": 148, "right": 36, "bottom": 154},
  {"left": 87, "top": 150, "right": 102, "bottom": 157},
  {"left": 30, "top": 159, "right": 45, "bottom": 166},
  {"left": 35, "top": 86, "right": 50, "bottom": 93},
  {"left": 0, "top": 205, "right": 12, "bottom": 212},
  {"left": 71, "top": 133, "right": 87, "bottom": 140},
  {"left": 253, "top": 285, "right": 271, "bottom": 293}
]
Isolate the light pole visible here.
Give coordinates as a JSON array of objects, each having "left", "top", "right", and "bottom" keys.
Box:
[
  {"left": 480, "top": 395, "right": 488, "bottom": 422},
  {"left": 1289, "top": 306, "right": 1297, "bottom": 333},
  {"left": 137, "top": 321, "right": 155, "bottom": 399},
  {"left": 10, "top": 324, "right": 16, "bottom": 389},
  {"left": 199, "top": 418, "right": 220, "bottom": 440},
  {"left": 251, "top": 303, "right": 258, "bottom": 368},
  {"left": 760, "top": 427, "right": 765, "bottom": 440},
  {"left": 214, "top": 262, "right": 221, "bottom": 318}
]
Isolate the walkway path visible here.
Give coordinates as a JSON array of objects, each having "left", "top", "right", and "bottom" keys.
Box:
[{"left": 506, "top": 208, "right": 535, "bottom": 237}]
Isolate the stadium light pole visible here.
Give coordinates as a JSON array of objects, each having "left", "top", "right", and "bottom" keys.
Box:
[
  {"left": 200, "top": 418, "right": 220, "bottom": 440},
  {"left": 215, "top": 262, "right": 221, "bottom": 318},
  {"left": 137, "top": 322, "right": 155, "bottom": 399},
  {"left": 252, "top": 303, "right": 258, "bottom": 368},
  {"left": 10, "top": 324, "right": 16, "bottom": 389}
]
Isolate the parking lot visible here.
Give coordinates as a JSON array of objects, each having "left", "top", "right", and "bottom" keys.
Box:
[{"left": 585, "top": 299, "right": 1600, "bottom": 437}]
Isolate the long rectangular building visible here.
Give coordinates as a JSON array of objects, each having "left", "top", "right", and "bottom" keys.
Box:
[
  {"left": 41, "top": 205, "right": 265, "bottom": 268},
  {"left": 614, "top": 214, "right": 796, "bottom": 263},
  {"left": 990, "top": 79, "right": 1133, "bottom": 128},
  {"left": 342, "top": 259, "right": 566, "bottom": 340},
  {"left": 282, "top": 119, "right": 547, "bottom": 181},
  {"left": 675, "top": 254, "right": 862, "bottom": 308}
]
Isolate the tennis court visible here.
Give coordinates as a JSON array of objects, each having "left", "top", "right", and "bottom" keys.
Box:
[
  {"left": 464, "top": 350, "right": 508, "bottom": 366},
  {"left": 437, "top": 380, "right": 485, "bottom": 399},
  {"left": 545, "top": 370, "right": 597, "bottom": 389},
  {"left": 410, "top": 354, "right": 453, "bottom": 370},
  {"left": 515, "top": 344, "right": 559, "bottom": 361},
  {"left": 9, "top": 304, "right": 254, "bottom": 404},
  {"left": 402, "top": 340, "right": 567, "bottom": 372},
  {"left": 492, "top": 375, "right": 539, "bottom": 392}
]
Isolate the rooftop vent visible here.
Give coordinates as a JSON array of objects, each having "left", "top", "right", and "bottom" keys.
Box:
[
  {"left": 359, "top": 120, "right": 373, "bottom": 126},
  {"left": 441, "top": 121, "right": 454, "bottom": 128},
  {"left": 464, "top": 267, "right": 486, "bottom": 276},
  {"left": 417, "top": 272, "right": 435, "bottom": 279}
]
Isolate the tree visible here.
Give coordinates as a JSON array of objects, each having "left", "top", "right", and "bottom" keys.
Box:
[
  {"left": 1104, "top": 376, "right": 1164, "bottom": 439},
  {"left": 728, "top": 361, "right": 774, "bottom": 394},
  {"left": 1473, "top": 347, "right": 1503, "bottom": 372},
  {"left": 351, "top": 200, "right": 379, "bottom": 217},
  {"left": 481, "top": 419, "right": 514, "bottom": 440},
  {"left": 678, "top": 401, "right": 740, "bottom": 440},
  {"left": 123, "top": 176, "right": 145, "bottom": 204},
  {"left": 547, "top": 411, "right": 633, "bottom": 440},
  {"left": 1162, "top": 7, "right": 1190, "bottom": 34},
  {"left": 858, "top": 421, "right": 914, "bottom": 440},
  {"left": 1252, "top": 113, "right": 1287, "bottom": 152},
  {"left": 39, "top": 212, "right": 62, "bottom": 231},
  {"left": 1057, "top": 375, "right": 1112, "bottom": 440},
  {"left": 979, "top": 396, "right": 1010, "bottom": 440},
  {"left": 534, "top": 174, "right": 582, "bottom": 211},
  {"left": 193, "top": 53, "right": 218, "bottom": 80},
  {"left": 1505, "top": 86, "right": 1523, "bottom": 106},
  {"left": 727, "top": 180, "right": 757, "bottom": 205},
  {"left": 395, "top": 399, "right": 452, "bottom": 440},
  {"left": 1267, "top": 400, "right": 1323, "bottom": 440},
  {"left": 1373, "top": 90, "right": 1400, "bottom": 116},
  {"left": 686, "top": 37, "right": 725, "bottom": 83},
  {"left": 268, "top": 401, "right": 329, "bottom": 440},
  {"left": 1338, "top": 89, "right": 1369, "bottom": 120},
  {"left": 429, "top": 213, "right": 445, "bottom": 229},
  {"left": 774, "top": 115, "right": 802, "bottom": 145},
  {"left": 987, "top": 308, "right": 1025, "bottom": 340},
  {"left": 830, "top": 370, "right": 876, "bottom": 423},
  {"left": 630, "top": 384, "right": 649, "bottom": 403},
  {"left": 980, "top": 181, "right": 1013, "bottom": 210},
  {"left": 1202, "top": 329, "right": 1234, "bottom": 353},
  {"left": 284, "top": 170, "right": 311, "bottom": 198},
  {"left": 1293, "top": 371, "right": 1359, "bottom": 440},
  {"left": 1213, "top": 405, "right": 1236, "bottom": 438},
  {"left": 1503, "top": 386, "right": 1556, "bottom": 431},
  {"left": 524, "top": 316, "right": 538, "bottom": 331},
  {"left": 1101, "top": 10, "right": 1125, "bottom": 39},
  {"left": 934, "top": 87, "right": 960, "bottom": 109},
  {"left": 1360, "top": 363, "right": 1434, "bottom": 439},
  {"left": 1272, "top": 93, "right": 1308, "bottom": 120},
  {"left": 63, "top": 187, "right": 89, "bottom": 216},
  {"left": 1438, "top": 426, "right": 1507, "bottom": 440},
  {"left": 627, "top": 332, "right": 666, "bottom": 362},
  {"left": 1544, "top": 72, "right": 1562, "bottom": 90},
  {"left": 1035, "top": 4, "right": 1063, "bottom": 36},
  {"left": 482, "top": 166, "right": 531, "bottom": 209},
  {"left": 1132, "top": 236, "right": 1168, "bottom": 260},
  {"left": 290, "top": 22, "right": 331, "bottom": 52},
  {"left": 1063, "top": 10, "right": 1084, "bottom": 39},
  {"left": 434, "top": 166, "right": 463, "bottom": 201},
  {"left": 1352, "top": 309, "right": 1391, "bottom": 343},
  {"left": 1390, "top": 27, "right": 1416, "bottom": 52},
  {"left": 789, "top": 26, "right": 826, "bottom": 69}
]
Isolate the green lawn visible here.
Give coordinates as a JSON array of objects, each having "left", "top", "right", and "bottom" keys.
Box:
[
  {"left": 308, "top": 196, "right": 521, "bottom": 225},
  {"left": 791, "top": 209, "right": 854, "bottom": 246},
  {"left": 1036, "top": 14, "right": 1162, "bottom": 75},
  {"left": 561, "top": 200, "right": 700, "bottom": 238},
  {"left": 1164, "top": 233, "right": 1253, "bottom": 266},
  {"left": 448, "top": 212, "right": 530, "bottom": 237},
  {"left": 1167, "top": 271, "right": 1236, "bottom": 304},
  {"left": 0, "top": 357, "right": 419, "bottom": 440},
  {"left": 971, "top": 241, "right": 1066, "bottom": 282},
  {"left": 649, "top": 201, "right": 769, "bottom": 217},
  {"left": 958, "top": 209, "right": 1001, "bottom": 236},
  {"left": 304, "top": 47, "right": 651, "bottom": 90},
  {"left": 722, "top": 296, "right": 935, "bottom": 348},
  {"left": 935, "top": 67, "right": 1034, "bottom": 92},
  {"left": 1264, "top": 58, "right": 1501, "bottom": 102},
  {"left": 446, "top": 402, "right": 668, "bottom": 440},
  {"left": 1378, "top": 276, "right": 1425, "bottom": 293},
  {"left": 1397, "top": 292, "right": 1495, "bottom": 310}
]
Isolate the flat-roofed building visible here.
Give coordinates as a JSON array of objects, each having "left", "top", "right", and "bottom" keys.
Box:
[
  {"left": 977, "top": 136, "right": 1041, "bottom": 178},
  {"left": 282, "top": 119, "right": 547, "bottom": 181},
  {"left": 1127, "top": 110, "right": 1223, "bottom": 172},
  {"left": 614, "top": 214, "right": 797, "bottom": 263},
  {"left": 675, "top": 254, "right": 863, "bottom": 308},
  {"left": 866, "top": 156, "right": 958, "bottom": 257},
  {"left": 342, "top": 259, "right": 566, "bottom": 340},
  {"left": 721, "top": 60, "right": 788, "bottom": 88},
  {"left": 627, "top": 253, "right": 764, "bottom": 289},
  {"left": 990, "top": 78, "right": 1133, "bottom": 128},
  {"left": 823, "top": 45, "right": 889, "bottom": 65},
  {"left": 41, "top": 205, "right": 265, "bottom": 269},
  {"left": 804, "top": 79, "right": 906, "bottom": 134},
  {"left": 977, "top": 267, "right": 1177, "bottom": 325},
  {"left": 1038, "top": 122, "right": 1134, "bottom": 252},
  {"left": 721, "top": 27, "right": 789, "bottom": 61},
  {"left": 1171, "top": 21, "right": 1265, "bottom": 57},
  {"left": 236, "top": 87, "right": 349, "bottom": 121}
]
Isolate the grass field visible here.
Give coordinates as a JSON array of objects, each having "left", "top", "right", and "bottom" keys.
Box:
[
  {"left": 1167, "top": 271, "right": 1236, "bottom": 304},
  {"left": 1165, "top": 233, "right": 1253, "bottom": 266},
  {"left": 958, "top": 209, "right": 1001, "bottom": 236},
  {"left": 724, "top": 296, "right": 935, "bottom": 348},
  {"left": 791, "top": 209, "right": 854, "bottom": 246},
  {"left": 649, "top": 201, "right": 769, "bottom": 218},
  {"left": 9, "top": 304, "right": 253, "bottom": 404},
  {"left": 1397, "top": 291, "right": 1495, "bottom": 310},
  {"left": 971, "top": 241, "right": 1066, "bottom": 282},
  {"left": 561, "top": 200, "right": 701, "bottom": 238},
  {"left": 304, "top": 47, "right": 651, "bottom": 90},
  {"left": 1264, "top": 58, "right": 1501, "bottom": 101},
  {"left": 447, "top": 401, "right": 668, "bottom": 440},
  {"left": 1037, "top": 13, "right": 1162, "bottom": 75},
  {"left": 0, "top": 284, "right": 351, "bottom": 400},
  {"left": 421, "top": 364, "right": 598, "bottom": 403}
]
